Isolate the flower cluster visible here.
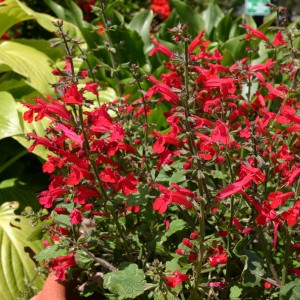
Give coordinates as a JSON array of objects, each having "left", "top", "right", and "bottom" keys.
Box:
[{"left": 23, "top": 14, "right": 300, "bottom": 299}]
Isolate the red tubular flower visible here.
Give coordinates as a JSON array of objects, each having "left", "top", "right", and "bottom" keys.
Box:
[
  {"left": 165, "top": 270, "right": 189, "bottom": 288},
  {"left": 268, "top": 191, "right": 294, "bottom": 209},
  {"left": 52, "top": 253, "right": 76, "bottom": 281},
  {"left": 70, "top": 208, "right": 83, "bottom": 224},
  {"left": 188, "top": 30, "right": 206, "bottom": 53},
  {"left": 211, "top": 120, "right": 230, "bottom": 144},
  {"left": 241, "top": 24, "right": 269, "bottom": 42},
  {"left": 146, "top": 76, "right": 179, "bottom": 105},
  {"left": 149, "top": 40, "right": 173, "bottom": 58},
  {"left": 273, "top": 31, "right": 286, "bottom": 46},
  {"left": 63, "top": 84, "right": 84, "bottom": 105},
  {"left": 209, "top": 252, "right": 227, "bottom": 267},
  {"left": 153, "top": 184, "right": 194, "bottom": 214}
]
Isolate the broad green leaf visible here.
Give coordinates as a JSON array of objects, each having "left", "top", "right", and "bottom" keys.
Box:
[
  {"left": 222, "top": 35, "right": 248, "bottom": 61},
  {"left": 201, "top": 3, "right": 224, "bottom": 36},
  {"left": 170, "top": 0, "right": 205, "bottom": 38},
  {"left": 0, "top": 91, "right": 22, "bottom": 139},
  {"left": 0, "top": 41, "right": 56, "bottom": 95},
  {"left": 0, "top": 201, "right": 44, "bottom": 300},
  {"left": 127, "top": 9, "right": 154, "bottom": 52},
  {"left": 215, "top": 13, "right": 233, "bottom": 43},
  {"left": 0, "top": 178, "right": 41, "bottom": 210},
  {"left": 148, "top": 102, "right": 169, "bottom": 130},
  {"left": 279, "top": 279, "right": 300, "bottom": 300},
  {"left": 0, "top": 0, "right": 31, "bottom": 37},
  {"left": 12, "top": 0, "right": 83, "bottom": 41},
  {"left": 103, "top": 263, "right": 145, "bottom": 299}
]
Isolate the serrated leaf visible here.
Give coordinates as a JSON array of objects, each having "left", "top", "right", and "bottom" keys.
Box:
[
  {"left": 279, "top": 279, "right": 300, "bottom": 300},
  {"left": 230, "top": 285, "right": 242, "bottom": 300},
  {"left": 211, "top": 170, "right": 228, "bottom": 179},
  {"left": 0, "top": 91, "right": 22, "bottom": 139},
  {"left": 169, "top": 169, "right": 186, "bottom": 184},
  {"left": 242, "top": 250, "right": 266, "bottom": 287},
  {"left": 103, "top": 263, "right": 145, "bottom": 299},
  {"left": 0, "top": 201, "right": 44, "bottom": 300},
  {"left": 34, "top": 244, "right": 68, "bottom": 262},
  {"left": 123, "top": 186, "right": 150, "bottom": 206}
]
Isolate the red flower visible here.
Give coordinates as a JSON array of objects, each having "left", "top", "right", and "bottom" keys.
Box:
[
  {"left": 209, "top": 252, "right": 228, "bottom": 266},
  {"left": 70, "top": 208, "right": 83, "bottom": 224},
  {"left": 241, "top": 24, "right": 269, "bottom": 42},
  {"left": 52, "top": 253, "right": 76, "bottom": 281},
  {"left": 268, "top": 191, "right": 294, "bottom": 209},
  {"left": 149, "top": 40, "right": 173, "bottom": 58},
  {"left": 146, "top": 76, "right": 179, "bottom": 105},
  {"left": 97, "top": 22, "right": 105, "bottom": 35},
  {"left": 273, "top": 31, "right": 286, "bottom": 46},
  {"left": 165, "top": 270, "right": 189, "bottom": 288},
  {"left": 63, "top": 84, "right": 84, "bottom": 105},
  {"left": 211, "top": 120, "right": 230, "bottom": 144},
  {"left": 153, "top": 184, "right": 194, "bottom": 214},
  {"left": 150, "top": 0, "right": 171, "bottom": 19}
]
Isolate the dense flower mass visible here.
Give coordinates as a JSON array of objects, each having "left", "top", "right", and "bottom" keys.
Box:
[
  {"left": 22, "top": 4, "right": 300, "bottom": 299},
  {"left": 150, "top": 0, "right": 171, "bottom": 19}
]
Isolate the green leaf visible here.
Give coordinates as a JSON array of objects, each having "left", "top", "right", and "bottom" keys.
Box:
[
  {"left": 201, "top": 3, "right": 224, "bottom": 36},
  {"left": 0, "top": 201, "right": 44, "bottom": 300},
  {"left": 230, "top": 285, "right": 242, "bottom": 300},
  {"left": 0, "top": 91, "right": 22, "bottom": 139},
  {"left": 164, "top": 219, "right": 187, "bottom": 239},
  {"left": 0, "top": 41, "right": 56, "bottom": 95},
  {"left": 280, "top": 279, "right": 300, "bottom": 300},
  {"left": 0, "top": 0, "right": 83, "bottom": 42},
  {"left": 215, "top": 13, "right": 233, "bottom": 42},
  {"left": 103, "top": 263, "right": 145, "bottom": 299},
  {"left": 242, "top": 250, "right": 266, "bottom": 287},
  {"left": 169, "top": 169, "right": 186, "bottom": 184},
  {"left": 123, "top": 186, "right": 150, "bottom": 206},
  {"left": 170, "top": 0, "right": 205, "bottom": 38},
  {"left": 34, "top": 244, "right": 68, "bottom": 262},
  {"left": 148, "top": 102, "right": 169, "bottom": 130},
  {"left": 0, "top": 178, "right": 41, "bottom": 211},
  {"left": 222, "top": 35, "right": 248, "bottom": 61},
  {"left": 127, "top": 9, "right": 154, "bottom": 52}
]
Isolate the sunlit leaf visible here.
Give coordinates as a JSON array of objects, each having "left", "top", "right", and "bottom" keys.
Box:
[{"left": 0, "top": 201, "right": 44, "bottom": 300}]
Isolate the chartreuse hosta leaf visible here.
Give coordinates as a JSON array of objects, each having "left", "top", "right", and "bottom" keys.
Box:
[
  {"left": 0, "top": 41, "right": 56, "bottom": 95},
  {"left": 0, "top": 91, "right": 22, "bottom": 140},
  {"left": 1, "top": 0, "right": 83, "bottom": 41},
  {"left": 0, "top": 201, "right": 44, "bottom": 300},
  {"left": 103, "top": 263, "right": 145, "bottom": 299}
]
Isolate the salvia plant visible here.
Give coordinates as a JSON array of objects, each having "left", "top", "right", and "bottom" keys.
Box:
[{"left": 19, "top": 1, "right": 300, "bottom": 299}]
